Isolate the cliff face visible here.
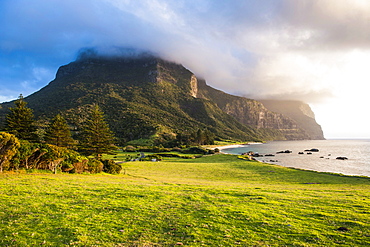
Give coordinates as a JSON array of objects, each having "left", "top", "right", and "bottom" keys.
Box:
[
  {"left": 196, "top": 80, "right": 324, "bottom": 140},
  {"left": 259, "top": 100, "right": 325, "bottom": 140},
  {"left": 0, "top": 55, "right": 324, "bottom": 142}
]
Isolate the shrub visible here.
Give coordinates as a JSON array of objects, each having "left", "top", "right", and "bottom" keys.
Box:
[
  {"left": 70, "top": 159, "right": 89, "bottom": 174},
  {"left": 124, "top": 145, "right": 136, "bottom": 152},
  {"left": 156, "top": 153, "right": 180, "bottom": 158},
  {"left": 171, "top": 147, "right": 182, "bottom": 152},
  {"left": 135, "top": 146, "right": 171, "bottom": 153},
  {"left": 87, "top": 159, "right": 104, "bottom": 173},
  {"left": 56, "top": 147, "right": 88, "bottom": 174},
  {"left": 102, "top": 159, "right": 122, "bottom": 174},
  {"left": 0, "top": 132, "right": 21, "bottom": 172},
  {"left": 181, "top": 146, "right": 208, "bottom": 154},
  {"left": 145, "top": 154, "right": 162, "bottom": 161},
  {"left": 61, "top": 162, "right": 74, "bottom": 172}
]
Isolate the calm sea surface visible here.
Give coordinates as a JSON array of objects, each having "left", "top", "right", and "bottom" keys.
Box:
[{"left": 222, "top": 140, "right": 370, "bottom": 177}]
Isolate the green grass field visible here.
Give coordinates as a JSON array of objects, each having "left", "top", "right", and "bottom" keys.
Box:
[{"left": 1, "top": 154, "right": 369, "bottom": 246}]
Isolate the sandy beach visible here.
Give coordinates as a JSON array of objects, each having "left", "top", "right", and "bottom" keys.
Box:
[{"left": 210, "top": 144, "right": 249, "bottom": 153}]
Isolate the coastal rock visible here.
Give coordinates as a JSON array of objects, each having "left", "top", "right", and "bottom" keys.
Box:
[
  {"left": 336, "top": 157, "right": 348, "bottom": 160},
  {"left": 304, "top": 148, "right": 319, "bottom": 152}
]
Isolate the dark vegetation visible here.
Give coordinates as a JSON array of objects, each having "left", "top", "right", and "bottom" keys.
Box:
[{"left": 0, "top": 96, "right": 120, "bottom": 174}]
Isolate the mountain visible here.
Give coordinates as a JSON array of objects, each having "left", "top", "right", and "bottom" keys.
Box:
[
  {"left": 0, "top": 54, "right": 324, "bottom": 143},
  {"left": 258, "top": 100, "right": 324, "bottom": 140},
  {"left": 196, "top": 81, "right": 324, "bottom": 140}
]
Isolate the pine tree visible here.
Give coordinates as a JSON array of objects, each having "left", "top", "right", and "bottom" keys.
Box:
[
  {"left": 194, "top": 128, "right": 206, "bottom": 145},
  {"left": 204, "top": 129, "right": 215, "bottom": 145},
  {"left": 45, "top": 114, "right": 75, "bottom": 148},
  {"left": 79, "top": 105, "right": 116, "bottom": 158},
  {"left": 5, "top": 94, "right": 36, "bottom": 141}
]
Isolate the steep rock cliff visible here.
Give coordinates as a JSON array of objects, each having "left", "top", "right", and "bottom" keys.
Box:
[
  {"left": 196, "top": 80, "right": 323, "bottom": 140},
  {"left": 259, "top": 100, "right": 325, "bottom": 140}
]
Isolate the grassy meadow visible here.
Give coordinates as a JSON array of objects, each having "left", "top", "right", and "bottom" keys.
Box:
[{"left": 0, "top": 153, "right": 369, "bottom": 246}]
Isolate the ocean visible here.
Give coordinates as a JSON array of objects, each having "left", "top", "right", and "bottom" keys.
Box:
[{"left": 221, "top": 139, "right": 370, "bottom": 177}]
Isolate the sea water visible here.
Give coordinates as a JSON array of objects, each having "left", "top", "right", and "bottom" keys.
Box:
[{"left": 221, "top": 139, "right": 370, "bottom": 177}]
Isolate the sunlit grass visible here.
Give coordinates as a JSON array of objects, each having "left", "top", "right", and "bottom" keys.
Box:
[{"left": 1, "top": 154, "right": 369, "bottom": 246}]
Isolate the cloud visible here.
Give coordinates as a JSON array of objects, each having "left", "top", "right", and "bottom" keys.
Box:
[
  {"left": 1, "top": 0, "right": 370, "bottom": 105},
  {"left": 277, "top": 0, "right": 370, "bottom": 50}
]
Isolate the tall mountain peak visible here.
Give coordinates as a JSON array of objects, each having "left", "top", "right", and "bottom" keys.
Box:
[{"left": 0, "top": 55, "right": 324, "bottom": 143}]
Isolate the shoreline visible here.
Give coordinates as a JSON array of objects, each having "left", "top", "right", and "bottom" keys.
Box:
[
  {"left": 210, "top": 144, "right": 251, "bottom": 153},
  {"left": 213, "top": 140, "right": 370, "bottom": 178},
  {"left": 211, "top": 142, "right": 263, "bottom": 153},
  {"left": 216, "top": 144, "right": 248, "bottom": 151}
]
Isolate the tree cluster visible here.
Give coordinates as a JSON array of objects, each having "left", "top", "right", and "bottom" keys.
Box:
[
  {"left": 173, "top": 128, "right": 215, "bottom": 147},
  {"left": 0, "top": 95, "right": 119, "bottom": 174}
]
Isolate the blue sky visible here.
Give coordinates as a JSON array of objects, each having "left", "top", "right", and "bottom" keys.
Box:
[{"left": 1, "top": 0, "right": 370, "bottom": 138}]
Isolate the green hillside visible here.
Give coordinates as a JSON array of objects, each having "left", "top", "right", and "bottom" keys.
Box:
[
  {"left": 0, "top": 56, "right": 265, "bottom": 144},
  {"left": 0, "top": 54, "right": 324, "bottom": 144}
]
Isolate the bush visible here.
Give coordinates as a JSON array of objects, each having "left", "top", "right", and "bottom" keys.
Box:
[
  {"left": 0, "top": 132, "right": 21, "bottom": 172},
  {"left": 135, "top": 146, "right": 171, "bottom": 153},
  {"left": 156, "top": 153, "right": 180, "bottom": 158},
  {"left": 102, "top": 159, "right": 122, "bottom": 174},
  {"left": 124, "top": 145, "right": 136, "bottom": 152},
  {"left": 59, "top": 148, "right": 88, "bottom": 174},
  {"left": 87, "top": 159, "right": 104, "bottom": 173},
  {"left": 145, "top": 154, "right": 162, "bottom": 161},
  {"left": 171, "top": 147, "right": 182, "bottom": 152},
  {"left": 61, "top": 162, "right": 74, "bottom": 172},
  {"left": 70, "top": 159, "right": 89, "bottom": 174},
  {"left": 181, "top": 146, "right": 208, "bottom": 155}
]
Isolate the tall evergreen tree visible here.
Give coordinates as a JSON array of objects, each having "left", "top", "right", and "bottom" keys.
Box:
[
  {"left": 79, "top": 105, "right": 116, "bottom": 158},
  {"left": 204, "top": 129, "right": 215, "bottom": 145},
  {"left": 45, "top": 114, "right": 75, "bottom": 148},
  {"left": 5, "top": 94, "right": 36, "bottom": 141}
]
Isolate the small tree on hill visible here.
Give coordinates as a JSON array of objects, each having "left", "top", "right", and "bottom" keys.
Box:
[
  {"left": 5, "top": 94, "right": 36, "bottom": 141},
  {"left": 45, "top": 114, "right": 75, "bottom": 148},
  {"left": 79, "top": 104, "right": 116, "bottom": 158}
]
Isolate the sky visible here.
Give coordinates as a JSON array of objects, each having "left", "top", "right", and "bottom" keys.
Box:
[{"left": 1, "top": 0, "right": 369, "bottom": 139}]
